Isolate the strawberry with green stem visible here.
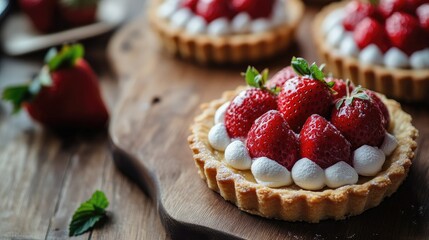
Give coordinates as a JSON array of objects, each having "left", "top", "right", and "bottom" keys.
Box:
[
  {"left": 60, "top": 0, "right": 99, "bottom": 27},
  {"left": 2, "top": 44, "right": 109, "bottom": 130},
  {"left": 277, "top": 57, "right": 335, "bottom": 132},
  {"left": 225, "top": 66, "right": 278, "bottom": 139},
  {"left": 331, "top": 86, "right": 385, "bottom": 150}
]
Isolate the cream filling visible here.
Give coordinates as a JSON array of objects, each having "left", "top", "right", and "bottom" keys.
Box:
[
  {"left": 157, "top": 0, "right": 288, "bottom": 36},
  {"left": 322, "top": 8, "right": 429, "bottom": 69}
]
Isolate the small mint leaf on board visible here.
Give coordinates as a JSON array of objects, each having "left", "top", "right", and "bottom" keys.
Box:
[{"left": 69, "top": 190, "right": 109, "bottom": 237}]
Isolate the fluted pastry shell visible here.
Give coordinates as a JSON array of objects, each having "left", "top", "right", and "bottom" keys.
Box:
[
  {"left": 149, "top": 0, "right": 304, "bottom": 64},
  {"left": 313, "top": 1, "right": 429, "bottom": 103},
  {"left": 188, "top": 87, "right": 418, "bottom": 222}
]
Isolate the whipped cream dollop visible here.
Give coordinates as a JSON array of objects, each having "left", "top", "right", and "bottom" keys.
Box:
[
  {"left": 322, "top": 9, "right": 429, "bottom": 69},
  {"left": 157, "top": 0, "right": 288, "bottom": 36},
  {"left": 208, "top": 123, "right": 231, "bottom": 151},
  {"left": 225, "top": 140, "right": 252, "bottom": 170},
  {"left": 325, "top": 161, "right": 358, "bottom": 188},
  {"left": 353, "top": 145, "right": 386, "bottom": 176},
  {"left": 208, "top": 102, "right": 398, "bottom": 190},
  {"left": 292, "top": 158, "right": 325, "bottom": 190},
  {"left": 251, "top": 157, "right": 292, "bottom": 187}
]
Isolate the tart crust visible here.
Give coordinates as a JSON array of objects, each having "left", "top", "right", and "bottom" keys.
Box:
[
  {"left": 313, "top": 1, "right": 429, "bottom": 103},
  {"left": 149, "top": 0, "right": 304, "bottom": 64},
  {"left": 188, "top": 87, "right": 418, "bottom": 222}
]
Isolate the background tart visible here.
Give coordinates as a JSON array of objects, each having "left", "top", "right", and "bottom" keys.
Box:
[
  {"left": 149, "top": 0, "right": 304, "bottom": 64},
  {"left": 313, "top": 1, "right": 429, "bottom": 103},
  {"left": 188, "top": 87, "right": 418, "bottom": 223}
]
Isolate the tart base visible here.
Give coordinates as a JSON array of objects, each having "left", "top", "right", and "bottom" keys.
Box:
[
  {"left": 313, "top": 1, "right": 429, "bottom": 103},
  {"left": 188, "top": 87, "right": 418, "bottom": 222},
  {"left": 149, "top": 0, "right": 304, "bottom": 64}
]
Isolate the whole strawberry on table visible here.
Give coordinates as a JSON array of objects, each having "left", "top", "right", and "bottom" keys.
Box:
[{"left": 2, "top": 44, "right": 109, "bottom": 131}]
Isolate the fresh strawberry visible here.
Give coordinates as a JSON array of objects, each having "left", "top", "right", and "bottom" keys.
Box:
[
  {"left": 266, "top": 66, "right": 297, "bottom": 90},
  {"left": 326, "top": 78, "right": 354, "bottom": 102},
  {"left": 342, "top": 1, "right": 377, "bottom": 31},
  {"left": 331, "top": 87, "right": 385, "bottom": 150},
  {"left": 246, "top": 110, "right": 299, "bottom": 170},
  {"left": 378, "top": 0, "right": 408, "bottom": 18},
  {"left": 385, "top": 12, "right": 427, "bottom": 55},
  {"left": 225, "top": 67, "right": 277, "bottom": 139},
  {"left": 353, "top": 17, "right": 391, "bottom": 53},
  {"left": 196, "top": 0, "right": 233, "bottom": 23},
  {"left": 231, "top": 0, "right": 275, "bottom": 19},
  {"left": 60, "top": 0, "right": 99, "bottom": 27},
  {"left": 182, "top": 0, "right": 199, "bottom": 12},
  {"left": 277, "top": 57, "right": 334, "bottom": 132},
  {"left": 19, "top": 0, "right": 57, "bottom": 32},
  {"left": 365, "top": 90, "right": 390, "bottom": 129},
  {"left": 417, "top": 4, "right": 429, "bottom": 35},
  {"left": 300, "top": 114, "right": 352, "bottom": 169},
  {"left": 2, "top": 44, "right": 109, "bottom": 130}
]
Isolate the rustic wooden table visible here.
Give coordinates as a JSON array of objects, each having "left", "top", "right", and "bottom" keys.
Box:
[{"left": 0, "top": 2, "right": 428, "bottom": 240}]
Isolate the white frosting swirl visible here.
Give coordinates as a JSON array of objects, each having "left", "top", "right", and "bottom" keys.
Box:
[
  {"left": 359, "top": 44, "right": 384, "bottom": 65},
  {"left": 186, "top": 16, "right": 207, "bottom": 34},
  {"left": 208, "top": 123, "right": 231, "bottom": 151},
  {"left": 231, "top": 13, "right": 251, "bottom": 34},
  {"left": 353, "top": 145, "right": 385, "bottom": 176},
  {"left": 208, "top": 18, "right": 231, "bottom": 36},
  {"left": 291, "top": 158, "right": 325, "bottom": 190},
  {"left": 324, "top": 161, "right": 358, "bottom": 188},
  {"left": 225, "top": 140, "right": 252, "bottom": 170},
  {"left": 251, "top": 157, "right": 292, "bottom": 187},
  {"left": 384, "top": 48, "right": 409, "bottom": 68},
  {"left": 410, "top": 48, "right": 429, "bottom": 69}
]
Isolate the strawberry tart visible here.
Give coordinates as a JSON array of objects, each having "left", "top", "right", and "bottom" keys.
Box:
[
  {"left": 149, "top": 0, "right": 304, "bottom": 64},
  {"left": 188, "top": 57, "right": 418, "bottom": 222},
  {"left": 314, "top": 0, "right": 429, "bottom": 102}
]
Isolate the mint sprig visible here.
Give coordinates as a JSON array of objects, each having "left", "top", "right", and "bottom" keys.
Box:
[
  {"left": 69, "top": 190, "right": 109, "bottom": 237},
  {"left": 335, "top": 85, "right": 370, "bottom": 110},
  {"left": 46, "top": 44, "right": 84, "bottom": 71}
]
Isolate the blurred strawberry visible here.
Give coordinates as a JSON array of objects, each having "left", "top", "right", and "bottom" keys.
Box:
[
  {"left": 2, "top": 44, "right": 109, "bottom": 130},
  {"left": 417, "top": 4, "right": 429, "bottom": 35},
  {"left": 231, "top": 0, "right": 275, "bottom": 19},
  {"left": 182, "top": 0, "right": 199, "bottom": 12},
  {"left": 342, "top": 1, "right": 377, "bottom": 31},
  {"left": 326, "top": 78, "right": 354, "bottom": 102},
  {"left": 196, "top": 0, "right": 233, "bottom": 22},
  {"left": 60, "top": 0, "right": 99, "bottom": 27},
  {"left": 354, "top": 17, "right": 391, "bottom": 52},
  {"left": 19, "top": 0, "right": 57, "bottom": 32}
]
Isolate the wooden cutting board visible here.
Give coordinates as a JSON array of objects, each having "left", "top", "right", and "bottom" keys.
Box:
[{"left": 107, "top": 9, "right": 429, "bottom": 239}]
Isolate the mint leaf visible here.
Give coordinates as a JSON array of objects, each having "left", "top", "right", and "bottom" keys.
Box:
[
  {"left": 69, "top": 190, "right": 109, "bottom": 237},
  {"left": 48, "top": 44, "right": 84, "bottom": 71},
  {"left": 309, "top": 63, "right": 325, "bottom": 81}
]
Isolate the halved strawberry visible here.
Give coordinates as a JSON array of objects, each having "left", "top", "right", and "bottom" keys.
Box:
[
  {"left": 354, "top": 17, "right": 391, "bottom": 53},
  {"left": 266, "top": 66, "right": 297, "bottom": 90},
  {"left": 300, "top": 114, "right": 352, "bottom": 169},
  {"left": 331, "top": 87, "right": 385, "bottom": 150},
  {"left": 342, "top": 1, "right": 377, "bottom": 31},
  {"left": 246, "top": 110, "right": 299, "bottom": 170},
  {"left": 277, "top": 57, "right": 334, "bottom": 132},
  {"left": 225, "top": 67, "right": 277, "bottom": 139},
  {"left": 385, "top": 12, "right": 427, "bottom": 55},
  {"left": 231, "top": 0, "right": 275, "bottom": 19},
  {"left": 196, "top": 0, "right": 233, "bottom": 22},
  {"left": 2, "top": 44, "right": 109, "bottom": 130}
]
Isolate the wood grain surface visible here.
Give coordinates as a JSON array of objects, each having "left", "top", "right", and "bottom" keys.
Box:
[
  {"left": 0, "top": 36, "right": 167, "bottom": 239},
  {"left": 108, "top": 7, "right": 429, "bottom": 240}
]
